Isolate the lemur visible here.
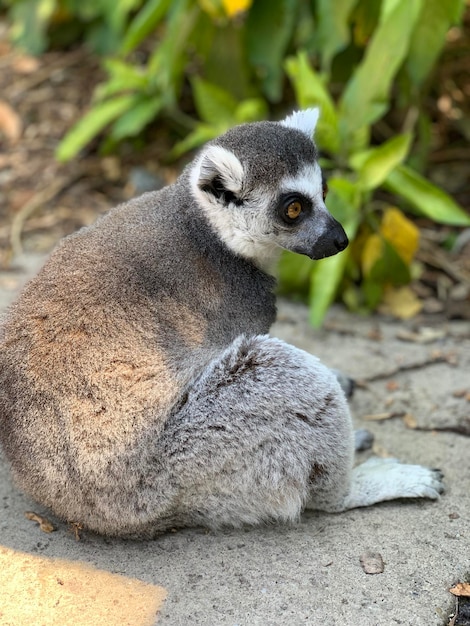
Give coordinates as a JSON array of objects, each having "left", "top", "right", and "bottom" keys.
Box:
[{"left": 0, "top": 109, "right": 443, "bottom": 538}]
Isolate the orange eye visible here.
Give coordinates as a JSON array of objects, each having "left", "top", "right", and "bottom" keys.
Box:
[
  {"left": 322, "top": 182, "right": 328, "bottom": 201},
  {"left": 286, "top": 200, "right": 302, "bottom": 220}
]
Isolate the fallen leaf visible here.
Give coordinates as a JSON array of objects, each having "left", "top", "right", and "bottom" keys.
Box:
[
  {"left": 429, "top": 350, "right": 459, "bottom": 366},
  {"left": 403, "top": 413, "right": 418, "bottom": 429},
  {"left": 450, "top": 583, "right": 470, "bottom": 597},
  {"left": 371, "top": 443, "right": 394, "bottom": 458},
  {"left": 69, "top": 521, "right": 84, "bottom": 541},
  {"left": 12, "top": 55, "right": 40, "bottom": 74},
  {"left": 452, "top": 389, "right": 470, "bottom": 400},
  {"left": 24, "top": 511, "right": 56, "bottom": 533},
  {"left": 396, "top": 327, "right": 447, "bottom": 344},
  {"left": 379, "top": 286, "right": 423, "bottom": 319},
  {"left": 360, "top": 552, "right": 384, "bottom": 574},
  {"left": 0, "top": 99, "right": 22, "bottom": 143}
]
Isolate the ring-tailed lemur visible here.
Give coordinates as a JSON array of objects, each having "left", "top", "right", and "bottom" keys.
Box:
[{"left": 0, "top": 109, "right": 443, "bottom": 537}]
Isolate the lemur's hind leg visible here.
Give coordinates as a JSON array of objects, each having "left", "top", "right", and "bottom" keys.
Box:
[
  {"left": 308, "top": 457, "right": 444, "bottom": 513},
  {"left": 151, "top": 335, "right": 443, "bottom": 531},
  {"left": 155, "top": 335, "right": 354, "bottom": 530}
]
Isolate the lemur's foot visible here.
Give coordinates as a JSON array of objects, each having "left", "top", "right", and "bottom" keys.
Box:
[
  {"left": 354, "top": 429, "right": 374, "bottom": 452},
  {"left": 331, "top": 369, "right": 356, "bottom": 399}
]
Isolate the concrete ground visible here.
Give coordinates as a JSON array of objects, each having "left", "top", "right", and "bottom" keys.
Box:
[{"left": 0, "top": 253, "right": 469, "bottom": 626}]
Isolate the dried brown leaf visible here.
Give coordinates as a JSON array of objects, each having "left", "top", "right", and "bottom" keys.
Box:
[
  {"left": 450, "top": 583, "right": 470, "bottom": 597},
  {"left": 12, "top": 55, "right": 40, "bottom": 74},
  {"left": 0, "top": 100, "right": 22, "bottom": 143},
  {"left": 379, "top": 286, "right": 422, "bottom": 319},
  {"left": 452, "top": 389, "right": 470, "bottom": 402},
  {"left": 396, "top": 327, "right": 447, "bottom": 344},
  {"left": 371, "top": 443, "right": 394, "bottom": 458},
  {"left": 403, "top": 413, "right": 418, "bottom": 429},
  {"left": 24, "top": 511, "right": 56, "bottom": 533}
]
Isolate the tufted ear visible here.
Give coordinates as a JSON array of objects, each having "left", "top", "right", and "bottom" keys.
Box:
[
  {"left": 280, "top": 108, "right": 319, "bottom": 140},
  {"left": 195, "top": 145, "right": 245, "bottom": 205}
]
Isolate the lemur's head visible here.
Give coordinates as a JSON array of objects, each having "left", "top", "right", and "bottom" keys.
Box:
[{"left": 190, "top": 108, "right": 348, "bottom": 270}]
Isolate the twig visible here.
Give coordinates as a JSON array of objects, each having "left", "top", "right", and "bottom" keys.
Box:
[
  {"left": 405, "top": 423, "right": 470, "bottom": 437},
  {"left": 429, "top": 147, "right": 470, "bottom": 162},
  {"left": 359, "top": 352, "right": 457, "bottom": 383},
  {"left": 418, "top": 238, "right": 470, "bottom": 285}
]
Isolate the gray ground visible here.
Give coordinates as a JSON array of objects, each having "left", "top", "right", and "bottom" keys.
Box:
[{"left": 0, "top": 253, "right": 469, "bottom": 626}]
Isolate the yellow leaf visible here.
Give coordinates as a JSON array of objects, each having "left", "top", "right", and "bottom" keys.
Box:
[
  {"left": 222, "top": 0, "right": 252, "bottom": 17},
  {"left": 380, "top": 207, "right": 419, "bottom": 264},
  {"left": 361, "top": 233, "right": 383, "bottom": 276},
  {"left": 379, "top": 286, "right": 422, "bottom": 319}
]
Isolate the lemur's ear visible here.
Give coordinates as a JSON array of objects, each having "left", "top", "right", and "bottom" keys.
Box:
[
  {"left": 281, "top": 108, "right": 319, "bottom": 139},
  {"left": 196, "top": 145, "right": 245, "bottom": 205}
]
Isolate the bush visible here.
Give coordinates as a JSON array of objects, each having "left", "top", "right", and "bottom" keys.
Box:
[{"left": 4, "top": 0, "right": 470, "bottom": 323}]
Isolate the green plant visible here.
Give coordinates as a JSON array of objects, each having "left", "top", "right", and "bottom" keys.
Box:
[
  {"left": 279, "top": 0, "right": 470, "bottom": 325},
  {"left": 2, "top": 0, "right": 144, "bottom": 55},
  {"left": 5, "top": 0, "right": 469, "bottom": 324},
  {"left": 55, "top": 0, "right": 300, "bottom": 160}
]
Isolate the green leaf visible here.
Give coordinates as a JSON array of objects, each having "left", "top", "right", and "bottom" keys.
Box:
[
  {"left": 368, "top": 238, "right": 411, "bottom": 285},
  {"left": 192, "top": 78, "right": 238, "bottom": 125},
  {"left": 339, "top": 0, "right": 423, "bottom": 143},
  {"left": 56, "top": 95, "right": 135, "bottom": 162},
  {"left": 349, "top": 133, "right": 412, "bottom": 190},
  {"left": 350, "top": 0, "right": 381, "bottom": 46},
  {"left": 308, "top": 177, "right": 361, "bottom": 326},
  {"left": 325, "top": 177, "right": 362, "bottom": 234},
  {"left": 361, "top": 280, "right": 383, "bottom": 310},
  {"left": 110, "top": 96, "right": 163, "bottom": 141},
  {"left": 277, "top": 252, "right": 312, "bottom": 297},
  {"left": 9, "top": 0, "right": 56, "bottom": 55},
  {"left": 171, "top": 124, "right": 221, "bottom": 158},
  {"left": 245, "top": 0, "right": 299, "bottom": 102},
  {"left": 406, "top": 0, "right": 466, "bottom": 87},
  {"left": 202, "top": 22, "right": 252, "bottom": 102},
  {"left": 315, "top": 0, "right": 359, "bottom": 71},
  {"left": 234, "top": 98, "right": 268, "bottom": 124},
  {"left": 385, "top": 165, "right": 470, "bottom": 226},
  {"left": 309, "top": 250, "right": 350, "bottom": 327},
  {"left": 121, "top": 0, "right": 173, "bottom": 55},
  {"left": 147, "top": 0, "right": 198, "bottom": 99},
  {"left": 95, "top": 59, "right": 148, "bottom": 101},
  {"left": 285, "top": 52, "right": 339, "bottom": 154}
]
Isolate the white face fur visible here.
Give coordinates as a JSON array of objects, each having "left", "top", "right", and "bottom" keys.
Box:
[{"left": 190, "top": 108, "right": 345, "bottom": 272}]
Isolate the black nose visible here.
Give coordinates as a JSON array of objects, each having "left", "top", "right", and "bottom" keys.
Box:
[
  {"left": 307, "top": 219, "right": 349, "bottom": 260},
  {"left": 334, "top": 231, "right": 349, "bottom": 251}
]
